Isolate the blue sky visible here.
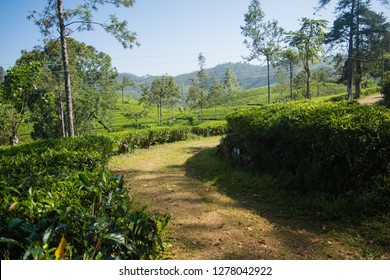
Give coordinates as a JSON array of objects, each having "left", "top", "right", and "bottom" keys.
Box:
[{"left": 0, "top": 0, "right": 387, "bottom": 76}]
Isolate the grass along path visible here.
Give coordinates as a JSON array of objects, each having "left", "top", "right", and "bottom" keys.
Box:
[{"left": 109, "top": 137, "right": 387, "bottom": 260}]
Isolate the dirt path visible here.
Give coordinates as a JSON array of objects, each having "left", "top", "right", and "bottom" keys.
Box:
[
  {"left": 358, "top": 94, "right": 384, "bottom": 105},
  {"left": 109, "top": 137, "right": 366, "bottom": 260}
]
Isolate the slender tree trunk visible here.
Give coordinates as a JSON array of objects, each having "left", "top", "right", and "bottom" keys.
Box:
[
  {"left": 159, "top": 99, "right": 163, "bottom": 126},
  {"left": 10, "top": 127, "right": 18, "bottom": 146},
  {"left": 347, "top": 0, "right": 356, "bottom": 101},
  {"left": 58, "top": 91, "right": 66, "bottom": 137},
  {"left": 267, "top": 56, "right": 271, "bottom": 104},
  {"left": 304, "top": 60, "right": 311, "bottom": 99},
  {"left": 355, "top": 0, "right": 362, "bottom": 99},
  {"left": 57, "top": 0, "right": 74, "bottom": 137}
]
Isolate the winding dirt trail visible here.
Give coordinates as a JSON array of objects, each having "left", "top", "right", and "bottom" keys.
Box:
[{"left": 109, "top": 137, "right": 365, "bottom": 260}]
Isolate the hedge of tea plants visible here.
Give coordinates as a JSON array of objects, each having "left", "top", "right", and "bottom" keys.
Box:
[
  {"left": 113, "top": 126, "right": 192, "bottom": 154},
  {"left": 190, "top": 121, "right": 227, "bottom": 137},
  {"left": 0, "top": 136, "right": 169, "bottom": 260},
  {"left": 220, "top": 101, "right": 390, "bottom": 215},
  {"left": 113, "top": 122, "right": 227, "bottom": 154}
]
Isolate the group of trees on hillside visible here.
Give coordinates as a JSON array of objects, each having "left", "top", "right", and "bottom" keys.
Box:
[
  {"left": 136, "top": 53, "right": 241, "bottom": 126},
  {"left": 186, "top": 53, "right": 241, "bottom": 122},
  {"left": 241, "top": 0, "right": 389, "bottom": 101},
  {"left": 0, "top": 38, "right": 119, "bottom": 145}
]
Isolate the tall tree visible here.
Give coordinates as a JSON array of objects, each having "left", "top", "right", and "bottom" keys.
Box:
[
  {"left": 16, "top": 39, "right": 119, "bottom": 137},
  {"left": 223, "top": 67, "right": 241, "bottom": 113},
  {"left": 208, "top": 82, "right": 223, "bottom": 118},
  {"left": 288, "top": 18, "right": 328, "bottom": 99},
  {"left": 150, "top": 75, "right": 178, "bottom": 126},
  {"left": 278, "top": 48, "right": 300, "bottom": 100},
  {"left": 241, "top": 0, "right": 284, "bottom": 104},
  {"left": 124, "top": 104, "right": 148, "bottom": 129},
  {"left": 1, "top": 62, "right": 42, "bottom": 145},
  {"left": 119, "top": 75, "right": 135, "bottom": 107},
  {"left": 353, "top": 3, "right": 387, "bottom": 97},
  {"left": 139, "top": 82, "right": 159, "bottom": 121},
  {"left": 28, "top": 0, "right": 139, "bottom": 137},
  {"left": 356, "top": 5, "right": 389, "bottom": 86},
  {"left": 318, "top": 0, "right": 390, "bottom": 99},
  {"left": 189, "top": 53, "right": 209, "bottom": 123},
  {"left": 167, "top": 83, "right": 180, "bottom": 124},
  {"left": 139, "top": 83, "right": 153, "bottom": 105},
  {"left": 16, "top": 47, "right": 66, "bottom": 137}
]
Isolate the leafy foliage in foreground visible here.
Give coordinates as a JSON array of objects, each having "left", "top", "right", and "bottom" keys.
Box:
[
  {"left": 0, "top": 136, "right": 169, "bottom": 260},
  {"left": 220, "top": 101, "right": 390, "bottom": 217}
]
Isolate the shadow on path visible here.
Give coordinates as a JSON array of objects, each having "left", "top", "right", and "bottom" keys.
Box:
[
  {"left": 110, "top": 138, "right": 386, "bottom": 259},
  {"left": 183, "top": 146, "right": 378, "bottom": 259}
]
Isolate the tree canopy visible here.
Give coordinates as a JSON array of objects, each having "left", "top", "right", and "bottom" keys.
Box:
[
  {"left": 14, "top": 39, "right": 119, "bottom": 138},
  {"left": 288, "top": 18, "right": 328, "bottom": 99},
  {"left": 0, "top": 62, "right": 42, "bottom": 145},
  {"left": 241, "top": 0, "right": 284, "bottom": 103},
  {"left": 28, "top": 0, "right": 138, "bottom": 137},
  {"left": 318, "top": 0, "right": 390, "bottom": 98}
]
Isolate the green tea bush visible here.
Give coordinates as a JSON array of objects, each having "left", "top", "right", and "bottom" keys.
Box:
[
  {"left": 191, "top": 121, "right": 227, "bottom": 137},
  {"left": 361, "top": 85, "right": 381, "bottom": 96},
  {"left": 0, "top": 136, "right": 169, "bottom": 259},
  {"left": 114, "top": 126, "right": 192, "bottom": 154},
  {"left": 220, "top": 102, "right": 390, "bottom": 216},
  {"left": 114, "top": 122, "right": 226, "bottom": 154}
]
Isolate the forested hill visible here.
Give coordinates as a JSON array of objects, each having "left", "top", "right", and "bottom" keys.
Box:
[
  {"left": 175, "top": 62, "right": 273, "bottom": 90},
  {"left": 119, "top": 61, "right": 335, "bottom": 99},
  {"left": 118, "top": 62, "right": 275, "bottom": 98}
]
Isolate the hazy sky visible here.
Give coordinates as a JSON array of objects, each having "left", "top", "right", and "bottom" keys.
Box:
[{"left": 0, "top": 0, "right": 387, "bottom": 76}]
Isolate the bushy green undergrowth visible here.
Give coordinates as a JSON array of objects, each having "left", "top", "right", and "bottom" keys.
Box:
[
  {"left": 0, "top": 136, "right": 169, "bottom": 260},
  {"left": 220, "top": 101, "right": 390, "bottom": 218},
  {"left": 0, "top": 119, "right": 227, "bottom": 259}
]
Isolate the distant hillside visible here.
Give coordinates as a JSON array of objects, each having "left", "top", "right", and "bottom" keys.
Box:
[
  {"left": 118, "top": 62, "right": 274, "bottom": 99},
  {"left": 174, "top": 62, "right": 274, "bottom": 90},
  {"left": 119, "top": 60, "right": 336, "bottom": 99}
]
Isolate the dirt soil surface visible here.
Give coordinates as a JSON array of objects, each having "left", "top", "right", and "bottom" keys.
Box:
[
  {"left": 358, "top": 94, "right": 384, "bottom": 105},
  {"left": 109, "top": 137, "right": 378, "bottom": 260}
]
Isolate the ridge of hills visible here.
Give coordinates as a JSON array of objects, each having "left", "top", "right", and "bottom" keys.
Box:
[{"left": 119, "top": 61, "right": 335, "bottom": 99}]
